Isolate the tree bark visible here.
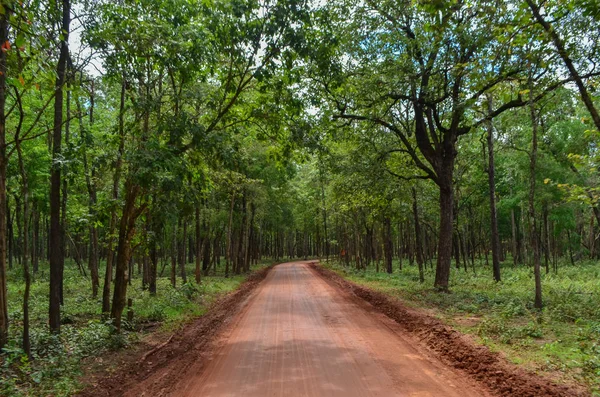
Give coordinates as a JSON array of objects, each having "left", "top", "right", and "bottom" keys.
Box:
[
  {"left": 195, "top": 205, "right": 202, "bottom": 283},
  {"left": 246, "top": 203, "right": 255, "bottom": 273},
  {"left": 49, "top": 0, "right": 70, "bottom": 333},
  {"left": 179, "top": 218, "right": 187, "bottom": 283},
  {"left": 486, "top": 96, "right": 501, "bottom": 282},
  {"left": 236, "top": 192, "right": 247, "bottom": 274},
  {"left": 32, "top": 208, "right": 39, "bottom": 273},
  {"left": 412, "top": 188, "right": 425, "bottom": 283},
  {"left": 434, "top": 171, "right": 454, "bottom": 291},
  {"left": 149, "top": 200, "right": 158, "bottom": 295},
  {"left": 170, "top": 220, "right": 177, "bottom": 287},
  {"left": 77, "top": 96, "right": 99, "bottom": 297},
  {"left": 511, "top": 198, "right": 518, "bottom": 266},
  {"left": 528, "top": 82, "right": 543, "bottom": 310},
  {"left": 0, "top": 9, "right": 9, "bottom": 350},
  {"left": 16, "top": 135, "right": 31, "bottom": 358},
  {"left": 384, "top": 216, "right": 393, "bottom": 274},
  {"left": 102, "top": 79, "right": 126, "bottom": 316},
  {"left": 225, "top": 190, "right": 235, "bottom": 278},
  {"left": 110, "top": 181, "right": 141, "bottom": 330}
]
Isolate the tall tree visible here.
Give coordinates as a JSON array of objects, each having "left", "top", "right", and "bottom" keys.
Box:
[
  {"left": 528, "top": 78, "right": 543, "bottom": 309},
  {"left": 49, "top": 0, "right": 70, "bottom": 333},
  {"left": 486, "top": 95, "right": 501, "bottom": 282},
  {"left": 318, "top": 0, "right": 536, "bottom": 290},
  {"left": 0, "top": 4, "right": 10, "bottom": 350}
]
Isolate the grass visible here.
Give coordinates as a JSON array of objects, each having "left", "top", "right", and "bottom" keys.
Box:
[
  {"left": 323, "top": 258, "right": 600, "bottom": 396},
  {"left": 1, "top": 258, "right": 274, "bottom": 396}
]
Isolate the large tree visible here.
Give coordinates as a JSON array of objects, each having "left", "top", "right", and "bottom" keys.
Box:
[{"left": 309, "top": 0, "right": 543, "bottom": 290}]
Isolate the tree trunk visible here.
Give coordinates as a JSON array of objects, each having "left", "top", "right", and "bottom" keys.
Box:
[
  {"left": 179, "top": 218, "right": 187, "bottom": 283},
  {"left": 7, "top": 199, "right": 12, "bottom": 270},
  {"left": 149, "top": 203, "right": 158, "bottom": 295},
  {"left": 0, "top": 10, "right": 9, "bottom": 350},
  {"left": 225, "top": 191, "right": 235, "bottom": 278},
  {"left": 202, "top": 221, "right": 211, "bottom": 275},
  {"left": 77, "top": 95, "right": 99, "bottom": 298},
  {"left": 60, "top": 86, "right": 71, "bottom": 304},
  {"left": 16, "top": 138, "right": 31, "bottom": 358},
  {"left": 511, "top": 200, "right": 518, "bottom": 266},
  {"left": 236, "top": 199, "right": 245, "bottom": 275},
  {"left": 102, "top": 79, "right": 127, "bottom": 316},
  {"left": 32, "top": 208, "right": 39, "bottom": 273},
  {"left": 486, "top": 96, "right": 501, "bottom": 282},
  {"left": 246, "top": 203, "right": 255, "bottom": 273},
  {"left": 195, "top": 205, "right": 202, "bottom": 283},
  {"left": 110, "top": 181, "right": 141, "bottom": 330},
  {"left": 171, "top": 220, "right": 177, "bottom": 288},
  {"left": 412, "top": 188, "right": 425, "bottom": 283},
  {"left": 543, "top": 204, "right": 550, "bottom": 274},
  {"left": 384, "top": 217, "right": 393, "bottom": 274},
  {"left": 434, "top": 175, "right": 454, "bottom": 291},
  {"left": 49, "top": 0, "right": 70, "bottom": 333},
  {"left": 528, "top": 83, "right": 543, "bottom": 310}
]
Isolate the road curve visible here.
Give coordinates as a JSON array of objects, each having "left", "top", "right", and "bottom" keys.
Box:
[{"left": 177, "top": 261, "right": 485, "bottom": 397}]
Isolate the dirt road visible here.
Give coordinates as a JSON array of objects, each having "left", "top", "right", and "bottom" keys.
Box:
[{"left": 173, "top": 261, "right": 486, "bottom": 397}]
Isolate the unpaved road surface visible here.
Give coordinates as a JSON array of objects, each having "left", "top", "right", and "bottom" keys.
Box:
[{"left": 174, "top": 261, "right": 485, "bottom": 397}]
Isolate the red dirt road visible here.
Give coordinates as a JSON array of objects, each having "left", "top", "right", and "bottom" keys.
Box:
[{"left": 174, "top": 261, "right": 486, "bottom": 397}]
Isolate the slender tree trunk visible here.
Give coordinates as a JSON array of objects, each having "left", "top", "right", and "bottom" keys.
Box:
[
  {"left": 225, "top": 191, "right": 235, "bottom": 278},
  {"left": 102, "top": 79, "right": 126, "bottom": 316},
  {"left": 567, "top": 229, "right": 575, "bottom": 266},
  {"left": 171, "top": 221, "right": 177, "bottom": 287},
  {"left": 0, "top": 10, "right": 9, "bottom": 350},
  {"left": 49, "top": 0, "right": 70, "bottom": 333},
  {"left": 110, "top": 181, "right": 141, "bottom": 330},
  {"left": 246, "top": 203, "right": 255, "bottom": 273},
  {"left": 412, "top": 188, "right": 425, "bottom": 283},
  {"left": 15, "top": 196, "right": 21, "bottom": 267},
  {"left": 60, "top": 86, "right": 71, "bottom": 304},
  {"left": 511, "top": 198, "right": 518, "bottom": 266},
  {"left": 589, "top": 212, "right": 595, "bottom": 259},
  {"left": 195, "top": 205, "right": 201, "bottom": 283},
  {"left": 212, "top": 232, "right": 221, "bottom": 274},
  {"left": 32, "top": 208, "right": 39, "bottom": 273},
  {"left": 7, "top": 200, "right": 12, "bottom": 270},
  {"left": 486, "top": 96, "right": 501, "bottom": 282},
  {"left": 16, "top": 140, "right": 31, "bottom": 358},
  {"left": 149, "top": 200, "right": 158, "bottom": 295},
  {"left": 179, "top": 218, "right": 187, "bottom": 283},
  {"left": 236, "top": 193, "right": 246, "bottom": 275},
  {"left": 89, "top": 226, "right": 99, "bottom": 297},
  {"left": 397, "top": 221, "right": 403, "bottom": 270},
  {"left": 384, "top": 216, "right": 393, "bottom": 274},
  {"left": 543, "top": 204, "right": 550, "bottom": 274},
  {"left": 434, "top": 173, "right": 454, "bottom": 291},
  {"left": 150, "top": 240, "right": 158, "bottom": 295},
  {"left": 319, "top": 164, "right": 329, "bottom": 261},
  {"left": 528, "top": 82, "right": 543, "bottom": 310},
  {"left": 77, "top": 96, "right": 99, "bottom": 297}
]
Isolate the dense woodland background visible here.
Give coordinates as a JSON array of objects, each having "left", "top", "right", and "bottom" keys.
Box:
[{"left": 0, "top": 0, "right": 599, "bottom": 395}]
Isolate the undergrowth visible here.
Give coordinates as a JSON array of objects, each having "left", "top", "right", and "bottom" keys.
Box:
[{"left": 0, "top": 260, "right": 271, "bottom": 396}]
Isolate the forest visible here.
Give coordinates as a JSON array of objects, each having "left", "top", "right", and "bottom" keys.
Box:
[{"left": 0, "top": 0, "right": 599, "bottom": 395}]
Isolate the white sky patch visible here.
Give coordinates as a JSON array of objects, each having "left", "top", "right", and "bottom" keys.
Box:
[{"left": 70, "top": 3, "right": 103, "bottom": 77}]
